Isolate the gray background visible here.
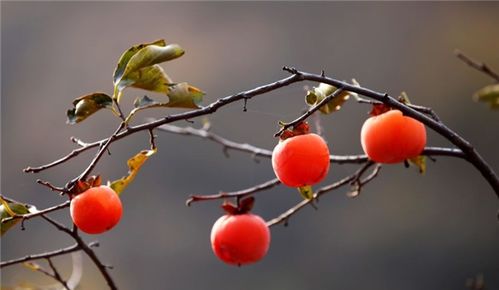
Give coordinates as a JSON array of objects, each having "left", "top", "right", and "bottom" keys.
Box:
[{"left": 2, "top": 2, "right": 499, "bottom": 290}]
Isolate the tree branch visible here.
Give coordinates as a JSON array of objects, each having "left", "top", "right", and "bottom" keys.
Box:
[
  {"left": 1, "top": 200, "right": 70, "bottom": 224},
  {"left": 24, "top": 258, "right": 71, "bottom": 290},
  {"left": 156, "top": 124, "right": 464, "bottom": 163},
  {"left": 455, "top": 50, "right": 499, "bottom": 83},
  {"left": 274, "top": 87, "right": 344, "bottom": 136},
  {"left": 0, "top": 243, "right": 80, "bottom": 268},
  {"left": 266, "top": 161, "right": 377, "bottom": 227},
  {"left": 24, "top": 69, "right": 498, "bottom": 199},
  {"left": 39, "top": 215, "right": 118, "bottom": 290},
  {"left": 186, "top": 178, "right": 281, "bottom": 206},
  {"left": 288, "top": 69, "right": 499, "bottom": 198}
]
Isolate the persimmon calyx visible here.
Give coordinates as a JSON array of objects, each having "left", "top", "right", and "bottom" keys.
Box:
[
  {"left": 278, "top": 121, "right": 310, "bottom": 141},
  {"left": 221, "top": 196, "right": 255, "bottom": 215}
]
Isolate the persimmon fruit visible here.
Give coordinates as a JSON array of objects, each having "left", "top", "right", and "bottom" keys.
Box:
[
  {"left": 272, "top": 131, "right": 330, "bottom": 187},
  {"left": 70, "top": 185, "right": 122, "bottom": 234},
  {"left": 211, "top": 211, "right": 270, "bottom": 266},
  {"left": 361, "top": 109, "right": 426, "bottom": 163}
]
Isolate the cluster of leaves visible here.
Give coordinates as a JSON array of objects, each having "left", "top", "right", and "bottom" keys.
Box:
[{"left": 67, "top": 39, "right": 205, "bottom": 125}]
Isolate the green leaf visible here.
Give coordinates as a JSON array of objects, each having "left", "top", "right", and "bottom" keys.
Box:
[
  {"left": 297, "top": 185, "right": 314, "bottom": 200},
  {"left": 474, "top": 84, "right": 499, "bottom": 109},
  {"left": 113, "top": 39, "right": 166, "bottom": 85},
  {"left": 166, "top": 82, "right": 204, "bottom": 109},
  {"left": 118, "top": 64, "right": 173, "bottom": 94},
  {"left": 1, "top": 198, "right": 32, "bottom": 236},
  {"left": 109, "top": 148, "right": 157, "bottom": 195},
  {"left": 408, "top": 155, "right": 426, "bottom": 174},
  {"left": 306, "top": 83, "right": 351, "bottom": 114},
  {"left": 67, "top": 93, "right": 113, "bottom": 124}
]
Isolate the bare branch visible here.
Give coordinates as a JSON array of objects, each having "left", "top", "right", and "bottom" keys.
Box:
[
  {"left": 287, "top": 70, "right": 499, "bottom": 198},
  {"left": 356, "top": 97, "right": 442, "bottom": 122},
  {"left": 187, "top": 178, "right": 281, "bottom": 206},
  {"left": 274, "top": 88, "right": 344, "bottom": 137},
  {"left": 1, "top": 200, "right": 70, "bottom": 224},
  {"left": 266, "top": 161, "right": 377, "bottom": 227},
  {"left": 348, "top": 163, "right": 382, "bottom": 198},
  {"left": 156, "top": 124, "right": 464, "bottom": 164},
  {"left": 75, "top": 122, "right": 126, "bottom": 184},
  {"left": 39, "top": 215, "right": 118, "bottom": 290},
  {"left": 157, "top": 124, "right": 273, "bottom": 159},
  {"left": 455, "top": 50, "right": 499, "bottom": 83},
  {"left": 23, "top": 69, "right": 498, "bottom": 198},
  {"left": 36, "top": 179, "right": 67, "bottom": 193},
  {"left": 0, "top": 243, "right": 80, "bottom": 268},
  {"left": 24, "top": 73, "right": 303, "bottom": 173},
  {"left": 45, "top": 258, "right": 71, "bottom": 290}
]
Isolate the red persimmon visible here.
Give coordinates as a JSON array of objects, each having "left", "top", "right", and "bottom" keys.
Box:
[
  {"left": 272, "top": 133, "right": 330, "bottom": 187},
  {"left": 211, "top": 213, "right": 270, "bottom": 266},
  {"left": 361, "top": 109, "right": 426, "bottom": 164},
  {"left": 70, "top": 185, "right": 122, "bottom": 234}
]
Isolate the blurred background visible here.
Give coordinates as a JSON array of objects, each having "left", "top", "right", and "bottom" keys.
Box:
[{"left": 2, "top": 2, "right": 499, "bottom": 290}]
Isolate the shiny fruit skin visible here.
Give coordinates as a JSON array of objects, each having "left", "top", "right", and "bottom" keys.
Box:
[
  {"left": 272, "top": 133, "right": 330, "bottom": 187},
  {"left": 361, "top": 110, "right": 426, "bottom": 164},
  {"left": 211, "top": 213, "right": 270, "bottom": 266},
  {"left": 70, "top": 186, "right": 122, "bottom": 234}
]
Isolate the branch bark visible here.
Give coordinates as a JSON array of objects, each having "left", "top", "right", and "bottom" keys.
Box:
[{"left": 0, "top": 243, "right": 80, "bottom": 268}]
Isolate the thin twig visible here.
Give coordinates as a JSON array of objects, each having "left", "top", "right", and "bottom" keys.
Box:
[
  {"left": 44, "top": 258, "right": 71, "bottom": 290},
  {"left": 269, "top": 161, "right": 376, "bottom": 226},
  {"left": 0, "top": 243, "right": 80, "bottom": 268},
  {"left": 187, "top": 178, "right": 281, "bottom": 206},
  {"left": 1, "top": 200, "right": 70, "bottom": 224},
  {"left": 148, "top": 129, "right": 157, "bottom": 150},
  {"left": 70, "top": 136, "right": 90, "bottom": 147},
  {"left": 67, "top": 122, "right": 126, "bottom": 191},
  {"left": 356, "top": 97, "right": 441, "bottom": 122},
  {"left": 274, "top": 88, "right": 344, "bottom": 137},
  {"left": 39, "top": 215, "right": 118, "bottom": 290},
  {"left": 455, "top": 50, "right": 499, "bottom": 83},
  {"left": 157, "top": 124, "right": 273, "bottom": 159},
  {"left": 266, "top": 161, "right": 376, "bottom": 227},
  {"left": 112, "top": 98, "right": 127, "bottom": 122},
  {"left": 156, "top": 124, "right": 464, "bottom": 163},
  {"left": 348, "top": 163, "right": 382, "bottom": 198},
  {"left": 36, "top": 179, "right": 67, "bottom": 193}
]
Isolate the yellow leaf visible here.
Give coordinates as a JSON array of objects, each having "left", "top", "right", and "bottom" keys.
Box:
[
  {"left": 474, "top": 84, "right": 499, "bottom": 109},
  {"left": 66, "top": 93, "right": 113, "bottom": 124},
  {"left": 409, "top": 155, "right": 426, "bottom": 174},
  {"left": 118, "top": 64, "right": 173, "bottom": 94},
  {"left": 0, "top": 198, "right": 32, "bottom": 236},
  {"left": 306, "top": 83, "right": 351, "bottom": 114},
  {"left": 114, "top": 43, "right": 184, "bottom": 99},
  {"left": 113, "top": 39, "right": 166, "bottom": 85},
  {"left": 109, "top": 148, "right": 157, "bottom": 195},
  {"left": 297, "top": 185, "right": 314, "bottom": 200},
  {"left": 23, "top": 262, "right": 40, "bottom": 271},
  {"left": 166, "top": 82, "right": 205, "bottom": 109}
]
